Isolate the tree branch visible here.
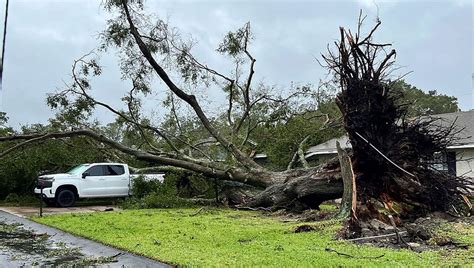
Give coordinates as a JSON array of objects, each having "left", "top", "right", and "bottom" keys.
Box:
[
  {"left": 121, "top": 0, "right": 263, "bottom": 171},
  {"left": 0, "top": 129, "right": 270, "bottom": 187}
]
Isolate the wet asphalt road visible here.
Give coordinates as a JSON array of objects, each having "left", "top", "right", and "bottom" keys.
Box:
[{"left": 0, "top": 209, "right": 170, "bottom": 267}]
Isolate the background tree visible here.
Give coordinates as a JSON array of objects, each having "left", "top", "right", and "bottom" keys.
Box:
[
  {"left": 393, "top": 80, "right": 460, "bottom": 117},
  {"left": 252, "top": 94, "right": 343, "bottom": 170},
  {"left": 250, "top": 78, "right": 460, "bottom": 171},
  {"left": 0, "top": 123, "right": 107, "bottom": 199}
]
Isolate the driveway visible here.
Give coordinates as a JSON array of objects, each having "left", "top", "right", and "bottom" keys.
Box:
[
  {"left": 0, "top": 205, "right": 120, "bottom": 218},
  {"left": 0, "top": 209, "right": 170, "bottom": 267}
]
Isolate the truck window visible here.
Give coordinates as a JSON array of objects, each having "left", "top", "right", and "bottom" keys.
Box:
[
  {"left": 85, "top": 165, "right": 106, "bottom": 176},
  {"left": 105, "top": 165, "right": 125, "bottom": 176},
  {"left": 67, "top": 164, "right": 89, "bottom": 175}
]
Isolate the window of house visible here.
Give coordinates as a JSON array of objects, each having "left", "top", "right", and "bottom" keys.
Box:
[
  {"left": 430, "top": 152, "right": 456, "bottom": 176},
  {"left": 446, "top": 152, "right": 456, "bottom": 175}
]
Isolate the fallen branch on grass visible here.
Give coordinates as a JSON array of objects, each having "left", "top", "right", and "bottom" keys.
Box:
[
  {"left": 190, "top": 207, "right": 207, "bottom": 216},
  {"left": 388, "top": 214, "right": 412, "bottom": 249},
  {"left": 233, "top": 206, "right": 272, "bottom": 212},
  {"left": 325, "top": 247, "right": 385, "bottom": 259},
  {"left": 345, "top": 231, "right": 408, "bottom": 242}
]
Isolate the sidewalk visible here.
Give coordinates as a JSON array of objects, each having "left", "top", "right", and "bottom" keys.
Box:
[{"left": 0, "top": 209, "right": 169, "bottom": 267}]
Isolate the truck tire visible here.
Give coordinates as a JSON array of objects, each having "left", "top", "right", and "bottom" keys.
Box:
[{"left": 56, "top": 189, "right": 76, "bottom": 207}]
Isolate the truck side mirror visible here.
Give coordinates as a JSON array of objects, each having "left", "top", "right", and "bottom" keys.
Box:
[{"left": 82, "top": 172, "right": 89, "bottom": 179}]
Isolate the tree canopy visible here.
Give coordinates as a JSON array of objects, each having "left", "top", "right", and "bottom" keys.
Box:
[{"left": 392, "top": 80, "right": 459, "bottom": 117}]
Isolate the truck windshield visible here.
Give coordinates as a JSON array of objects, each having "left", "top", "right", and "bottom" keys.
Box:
[{"left": 67, "top": 164, "right": 88, "bottom": 175}]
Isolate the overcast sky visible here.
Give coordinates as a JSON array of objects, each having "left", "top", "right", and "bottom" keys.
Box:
[{"left": 0, "top": 0, "right": 472, "bottom": 128}]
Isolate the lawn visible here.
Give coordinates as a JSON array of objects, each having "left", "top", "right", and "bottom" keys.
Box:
[{"left": 33, "top": 208, "right": 472, "bottom": 267}]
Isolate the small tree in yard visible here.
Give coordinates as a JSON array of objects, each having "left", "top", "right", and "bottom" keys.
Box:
[{"left": 0, "top": 1, "right": 471, "bottom": 232}]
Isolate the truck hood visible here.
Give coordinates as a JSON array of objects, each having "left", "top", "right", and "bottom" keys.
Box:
[{"left": 39, "top": 173, "right": 78, "bottom": 180}]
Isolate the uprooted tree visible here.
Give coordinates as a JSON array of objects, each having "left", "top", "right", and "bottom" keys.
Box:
[
  {"left": 0, "top": 1, "right": 471, "bottom": 225},
  {"left": 321, "top": 15, "right": 472, "bottom": 224}
]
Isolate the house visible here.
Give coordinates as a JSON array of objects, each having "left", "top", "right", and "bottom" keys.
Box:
[{"left": 305, "top": 110, "right": 474, "bottom": 177}]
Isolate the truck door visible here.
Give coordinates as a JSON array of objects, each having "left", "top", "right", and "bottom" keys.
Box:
[
  {"left": 81, "top": 165, "right": 108, "bottom": 197},
  {"left": 103, "top": 164, "right": 129, "bottom": 196}
]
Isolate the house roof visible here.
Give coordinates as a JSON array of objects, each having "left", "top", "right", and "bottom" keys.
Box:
[
  {"left": 305, "top": 110, "right": 474, "bottom": 158},
  {"left": 428, "top": 110, "right": 474, "bottom": 147},
  {"left": 305, "top": 135, "right": 352, "bottom": 158}
]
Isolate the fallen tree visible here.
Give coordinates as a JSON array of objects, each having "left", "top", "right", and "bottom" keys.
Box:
[
  {"left": 321, "top": 15, "right": 472, "bottom": 220},
  {"left": 0, "top": 2, "right": 471, "bottom": 224},
  {"left": 0, "top": 128, "right": 344, "bottom": 209}
]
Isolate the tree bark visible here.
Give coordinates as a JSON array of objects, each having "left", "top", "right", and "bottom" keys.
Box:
[
  {"left": 336, "top": 141, "right": 357, "bottom": 219},
  {"left": 248, "top": 160, "right": 343, "bottom": 210}
]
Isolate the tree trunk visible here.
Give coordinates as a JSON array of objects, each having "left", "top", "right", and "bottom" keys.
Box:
[
  {"left": 246, "top": 159, "right": 344, "bottom": 211},
  {"left": 336, "top": 141, "right": 357, "bottom": 219}
]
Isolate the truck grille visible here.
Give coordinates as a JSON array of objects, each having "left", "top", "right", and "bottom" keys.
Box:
[{"left": 37, "top": 178, "right": 53, "bottom": 189}]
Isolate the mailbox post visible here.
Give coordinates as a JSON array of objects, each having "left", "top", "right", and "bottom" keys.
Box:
[
  {"left": 38, "top": 179, "right": 44, "bottom": 217},
  {"left": 214, "top": 177, "right": 219, "bottom": 205}
]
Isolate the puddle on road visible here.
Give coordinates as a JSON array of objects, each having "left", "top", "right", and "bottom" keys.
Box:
[{"left": 0, "top": 221, "right": 117, "bottom": 266}]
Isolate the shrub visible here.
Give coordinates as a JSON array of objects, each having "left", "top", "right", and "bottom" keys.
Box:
[
  {"left": 0, "top": 135, "right": 107, "bottom": 200},
  {"left": 2, "top": 193, "right": 38, "bottom": 206},
  {"left": 4, "top": 193, "right": 20, "bottom": 203},
  {"left": 176, "top": 172, "right": 215, "bottom": 198},
  {"left": 130, "top": 175, "right": 163, "bottom": 198},
  {"left": 124, "top": 170, "right": 214, "bottom": 209}
]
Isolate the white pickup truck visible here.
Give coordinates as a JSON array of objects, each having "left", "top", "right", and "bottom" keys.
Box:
[{"left": 34, "top": 163, "right": 164, "bottom": 207}]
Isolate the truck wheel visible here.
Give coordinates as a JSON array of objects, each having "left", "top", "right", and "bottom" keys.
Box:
[{"left": 56, "top": 189, "right": 76, "bottom": 207}]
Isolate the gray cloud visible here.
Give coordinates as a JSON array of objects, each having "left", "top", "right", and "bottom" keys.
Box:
[{"left": 0, "top": 0, "right": 472, "bottom": 128}]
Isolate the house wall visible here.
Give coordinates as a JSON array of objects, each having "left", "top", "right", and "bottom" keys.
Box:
[
  {"left": 254, "top": 157, "right": 270, "bottom": 168},
  {"left": 305, "top": 149, "right": 474, "bottom": 178},
  {"left": 455, "top": 148, "right": 474, "bottom": 177},
  {"left": 307, "top": 154, "right": 336, "bottom": 167}
]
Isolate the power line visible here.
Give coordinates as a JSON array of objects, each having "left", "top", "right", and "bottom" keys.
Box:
[{"left": 0, "top": 0, "right": 9, "bottom": 95}]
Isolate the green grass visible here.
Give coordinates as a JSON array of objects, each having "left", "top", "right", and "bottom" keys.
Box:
[{"left": 33, "top": 208, "right": 472, "bottom": 267}]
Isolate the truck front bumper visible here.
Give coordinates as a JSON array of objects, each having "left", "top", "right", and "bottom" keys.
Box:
[{"left": 34, "top": 188, "right": 55, "bottom": 199}]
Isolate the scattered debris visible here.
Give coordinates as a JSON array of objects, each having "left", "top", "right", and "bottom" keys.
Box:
[
  {"left": 345, "top": 231, "right": 408, "bottom": 242},
  {"left": 406, "top": 224, "right": 432, "bottom": 241},
  {"left": 294, "top": 225, "right": 317, "bottom": 233},
  {"left": 345, "top": 212, "right": 472, "bottom": 252},
  {"left": 272, "top": 209, "right": 334, "bottom": 222},
  {"left": 325, "top": 247, "right": 385, "bottom": 259},
  {"left": 190, "top": 207, "right": 207, "bottom": 216},
  {"left": 274, "top": 245, "right": 284, "bottom": 251},
  {"left": 237, "top": 238, "right": 255, "bottom": 244},
  {"left": 0, "top": 221, "right": 118, "bottom": 266}
]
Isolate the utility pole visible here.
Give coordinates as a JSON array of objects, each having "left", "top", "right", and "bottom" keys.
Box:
[{"left": 0, "top": 0, "right": 9, "bottom": 109}]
